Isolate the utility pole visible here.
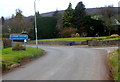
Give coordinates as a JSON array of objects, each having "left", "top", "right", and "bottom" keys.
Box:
[{"left": 34, "top": 0, "right": 39, "bottom": 48}]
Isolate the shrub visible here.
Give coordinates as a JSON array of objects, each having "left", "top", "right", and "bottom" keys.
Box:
[
  {"left": 12, "top": 43, "right": 26, "bottom": 51},
  {"left": 75, "top": 33, "right": 80, "bottom": 37},
  {"left": 71, "top": 34, "right": 75, "bottom": 37},
  {"left": 60, "top": 27, "right": 77, "bottom": 38},
  {"left": 71, "top": 33, "right": 80, "bottom": 37},
  {"left": 110, "top": 34, "right": 119, "bottom": 38},
  {"left": 2, "top": 38, "right": 12, "bottom": 48}
]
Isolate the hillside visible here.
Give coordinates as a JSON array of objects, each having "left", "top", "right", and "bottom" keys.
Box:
[
  {"left": 2, "top": 7, "right": 119, "bottom": 35},
  {"left": 39, "top": 7, "right": 119, "bottom": 17}
]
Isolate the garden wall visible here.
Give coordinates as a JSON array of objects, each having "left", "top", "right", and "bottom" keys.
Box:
[
  {"left": 28, "top": 41, "right": 75, "bottom": 46},
  {"left": 88, "top": 40, "right": 120, "bottom": 46},
  {"left": 27, "top": 40, "right": 120, "bottom": 46}
]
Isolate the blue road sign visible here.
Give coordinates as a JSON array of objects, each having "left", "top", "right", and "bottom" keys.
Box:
[{"left": 10, "top": 35, "right": 28, "bottom": 39}]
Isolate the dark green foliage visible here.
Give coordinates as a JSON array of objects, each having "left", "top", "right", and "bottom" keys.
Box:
[
  {"left": 12, "top": 43, "right": 26, "bottom": 51},
  {"left": 80, "top": 16, "right": 105, "bottom": 36},
  {"left": 37, "top": 16, "right": 58, "bottom": 39},
  {"left": 73, "top": 1, "right": 86, "bottom": 28},
  {"left": 28, "top": 28, "right": 35, "bottom": 40},
  {"left": 74, "top": 2, "right": 86, "bottom": 17},
  {"left": 53, "top": 9, "right": 63, "bottom": 29},
  {"left": 62, "top": 1, "right": 105, "bottom": 37},
  {"left": 29, "top": 16, "right": 58, "bottom": 39},
  {"left": 63, "top": 3, "right": 74, "bottom": 27}
]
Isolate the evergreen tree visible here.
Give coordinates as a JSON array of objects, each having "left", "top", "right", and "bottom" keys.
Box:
[
  {"left": 38, "top": 17, "right": 58, "bottom": 39},
  {"left": 74, "top": 1, "right": 86, "bottom": 18},
  {"left": 73, "top": 1, "right": 86, "bottom": 28},
  {"left": 1, "top": 16, "right": 5, "bottom": 25},
  {"left": 63, "top": 3, "right": 74, "bottom": 27}
]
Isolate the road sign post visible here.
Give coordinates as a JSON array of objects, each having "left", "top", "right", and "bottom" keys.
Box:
[
  {"left": 10, "top": 35, "right": 28, "bottom": 40},
  {"left": 12, "top": 40, "right": 13, "bottom": 47},
  {"left": 10, "top": 34, "right": 28, "bottom": 48}
]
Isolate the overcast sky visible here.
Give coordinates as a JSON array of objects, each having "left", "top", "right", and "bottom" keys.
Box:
[{"left": 0, "top": 0, "right": 119, "bottom": 18}]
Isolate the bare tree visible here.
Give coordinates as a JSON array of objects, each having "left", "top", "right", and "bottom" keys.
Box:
[
  {"left": 2, "top": 9, "right": 33, "bottom": 34},
  {"left": 100, "top": 5, "right": 116, "bottom": 35}
]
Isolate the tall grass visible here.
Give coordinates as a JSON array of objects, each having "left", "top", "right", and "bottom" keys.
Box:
[{"left": 109, "top": 49, "right": 120, "bottom": 80}]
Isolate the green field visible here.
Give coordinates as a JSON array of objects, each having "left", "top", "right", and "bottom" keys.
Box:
[
  {"left": 38, "top": 37, "right": 120, "bottom": 41},
  {"left": 0, "top": 47, "right": 44, "bottom": 70},
  {"left": 109, "top": 49, "right": 120, "bottom": 80}
]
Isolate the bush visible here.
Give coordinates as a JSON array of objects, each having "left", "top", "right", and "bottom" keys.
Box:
[
  {"left": 109, "top": 34, "right": 119, "bottom": 38},
  {"left": 71, "top": 33, "right": 80, "bottom": 37},
  {"left": 12, "top": 43, "right": 26, "bottom": 51},
  {"left": 2, "top": 38, "right": 12, "bottom": 48},
  {"left": 71, "top": 34, "right": 75, "bottom": 37},
  {"left": 60, "top": 27, "right": 77, "bottom": 38},
  {"left": 75, "top": 33, "right": 80, "bottom": 37}
]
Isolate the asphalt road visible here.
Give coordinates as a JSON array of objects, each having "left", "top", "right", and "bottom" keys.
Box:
[{"left": 3, "top": 46, "right": 111, "bottom": 80}]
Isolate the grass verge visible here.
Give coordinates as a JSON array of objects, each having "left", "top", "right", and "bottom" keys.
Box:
[
  {"left": 38, "top": 37, "right": 120, "bottom": 41},
  {"left": 0, "top": 47, "right": 45, "bottom": 71},
  {"left": 109, "top": 49, "right": 120, "bottom": 80}
]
